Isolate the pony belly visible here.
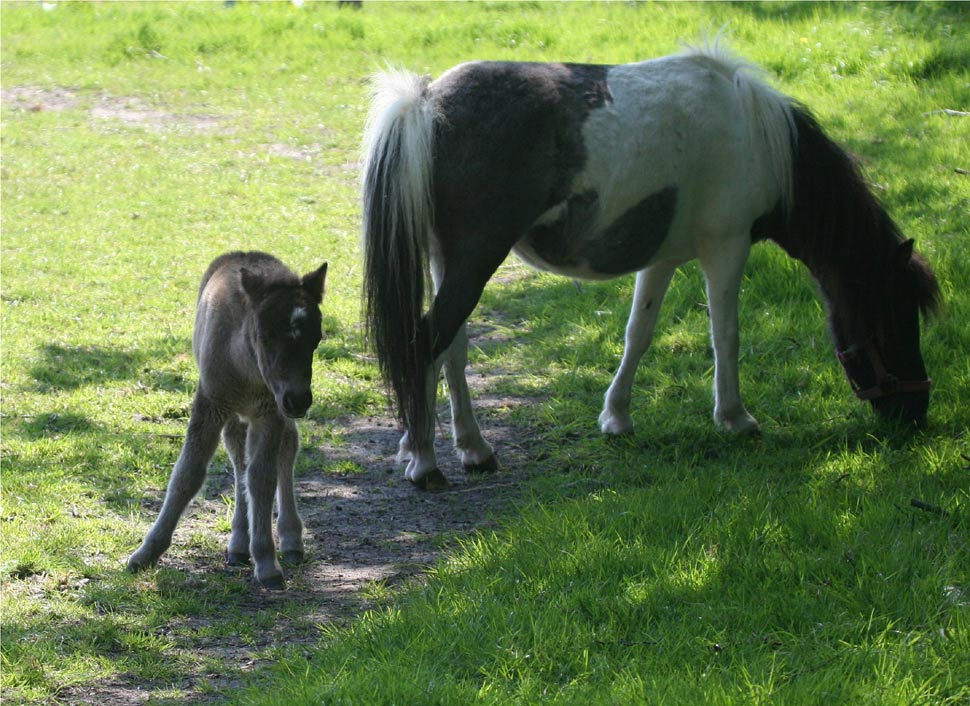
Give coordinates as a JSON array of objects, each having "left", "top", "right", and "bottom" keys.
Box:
[{"left": 516, "top": 186, "right": 679, "bottom": 280}]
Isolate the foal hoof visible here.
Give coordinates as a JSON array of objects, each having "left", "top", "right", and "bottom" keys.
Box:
[
  {"left": 226, "top": 552, "right": 251, "bottom": 567},
  {"left": 410, "top": 467, "right": 449, "bottom": 491},
  {"left": 126, "top": 555, "right": 155, "bottom": 573},
  {"left": 281, "top": 550, "right": 305, "bottom": 567},
  {"left": 463, "top": 454, "right": 499, "bottom": 474}
]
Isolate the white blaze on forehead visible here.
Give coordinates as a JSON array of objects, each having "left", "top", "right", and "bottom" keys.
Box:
[
  {"left": 289, "top": 306, "right": 308, "bottom": 339},
  {"left": 290, "top": 306, "right": 308, "bottom": 324}
]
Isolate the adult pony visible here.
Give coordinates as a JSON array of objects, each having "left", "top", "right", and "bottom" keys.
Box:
[{"left": 362, "top": 43, "right": 939, "bottom": 489}]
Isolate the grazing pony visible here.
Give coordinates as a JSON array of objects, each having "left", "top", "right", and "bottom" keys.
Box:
[
  {"left": 361, "top": 44, "right": 939, "bottom": 489},
  {"left": 128, "top": 252, "right": 327, "bottom": 589}
]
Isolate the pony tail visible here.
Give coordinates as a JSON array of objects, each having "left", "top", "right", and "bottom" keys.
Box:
[{"left": 361, "top": 68, "right": 436, "bottom": 439}]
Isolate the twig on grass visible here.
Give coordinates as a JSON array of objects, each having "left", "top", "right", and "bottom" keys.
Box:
[
  {"left": 923, "top": 109, "right": 970, "bottom": 117},
  {"left": 909, "top": 498, "right": 949, "bottom": 517}
]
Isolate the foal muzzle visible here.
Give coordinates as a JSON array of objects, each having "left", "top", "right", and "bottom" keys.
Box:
[{"left": 278, "top": 389, "right": 313, "bottom": 419}]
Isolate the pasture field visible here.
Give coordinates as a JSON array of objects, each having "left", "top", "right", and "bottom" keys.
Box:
[{"left": 2, "top": 2, "right": 968, "bottom": 704}]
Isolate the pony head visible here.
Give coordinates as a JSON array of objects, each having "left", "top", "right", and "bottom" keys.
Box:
[{"left": 833, "top": 240, "right": 939, "bottom": 427}]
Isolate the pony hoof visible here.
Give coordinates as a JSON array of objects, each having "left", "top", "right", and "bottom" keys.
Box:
[
  {"left": 726, "top": 420, "right": 761, "bottom": 436},
  {"left": 281, "top": 550, "right": 305, "bottom": 566},
  {"left": 226, "top": 552, "right": 252, "bottom": 567},
  {"left": 256, "top": 573, "right": 285, "bottom": 591},
  {"left": 463, "top": 454, "right": 499, "bottom": 474},
  {"left": 599, "top": 411, "right": 634, "bottom": 436},
  {"left": 411, "top": 468, "right": 449, "bottom": 491},
  {"left": 716, "top": 410, "right": 760, "bottom": 436},
  {"left": 601, "top": 423, "right": 634, "bottom": 437}
]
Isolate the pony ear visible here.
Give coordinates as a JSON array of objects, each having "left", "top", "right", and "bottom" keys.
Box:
[
  {"left": 896, "top": 238, "right": 915, "bottom": 266},
  {"left": 302, "top": 262, "right": 328, "bottom": 303},
  {"left": 239, "top": 267, "right": 265, "bottom": 302}
]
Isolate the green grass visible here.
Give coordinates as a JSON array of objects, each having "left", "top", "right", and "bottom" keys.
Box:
[{"left": 2, "top": 2, "right": 968, "bottom": 704}]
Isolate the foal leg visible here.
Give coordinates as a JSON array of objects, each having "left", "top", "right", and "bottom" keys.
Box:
[
  {"left": 222, "top": 415, "right": 251, "bottom": 566},
  {"left": 128, "top": 396, "right": 226, "bottom": 571},
  {"left": 599, "top": 263, "right": 677, "bottom": 435},
  {"left": 700, "top": 237, "right": 759, "bottom": 434},
  {"left": 244, "top": 416, "right": 286, "bottom": 589},
  {"left": 274, "top": 419, "right": 305, "bottom": 566}
]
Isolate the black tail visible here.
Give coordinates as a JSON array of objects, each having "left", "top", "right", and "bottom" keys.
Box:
[{"left": 361, "top": 69, "right": 437, "bottom": 442}]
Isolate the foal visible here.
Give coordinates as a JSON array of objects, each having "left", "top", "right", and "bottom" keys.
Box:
[{"left": 128, "top": 252, "right": 327, "bottom": 589}]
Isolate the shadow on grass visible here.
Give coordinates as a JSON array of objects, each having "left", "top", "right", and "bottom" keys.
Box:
[
  {"left": 29, "top": 338, "right": 193, "bottom": 393},
  {"left": 730, "top": 0, "right": 970, "bottom": 39},
  {"left": 7, "top": 268, "right": 962, "bottom": 705}
]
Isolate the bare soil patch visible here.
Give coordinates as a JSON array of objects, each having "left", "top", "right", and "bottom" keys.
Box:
[
  {"left": 1, "top": 85, "right": 80, "bottom": 112},
  {"left": 59, "top": 380, "right": 541, "bottom": 706},
  {"left": 2, "top": 86, "right": 221, "bottom": 131}
]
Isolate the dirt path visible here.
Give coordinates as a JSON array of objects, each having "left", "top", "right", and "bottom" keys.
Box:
[
  {"left": 60, "top": 390, "right": 538, "bottom": 706},
  {"left": 2, "top": 86, "right": 543, "bottom": 705}
]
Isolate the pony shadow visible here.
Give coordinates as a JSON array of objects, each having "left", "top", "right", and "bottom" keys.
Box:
[{"left": 471, "top": 269, "right": 939, "bottom": 453}]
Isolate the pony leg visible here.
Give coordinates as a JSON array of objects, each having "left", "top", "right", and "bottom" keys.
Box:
[
  {"left": 400, "top": 360, "right": 446, "bottom": 489},
  {"left": 275, "top": 419, "right": 304, "bottom": 566},
  {"left": 222, "top": 415, "right": 251, "bottom": 566},
  {"left": 401, "top": 242, "right": 509, "bottom": 488},
  {"left": 127, "top": 396, "right": 225, "bottom": 571},
  {"left": 429, "top": 246, "right": 496, "bottom": 471},
  {"left": 700, "top": 237, "right": 759, "bottom": 434},
  {"left": 244, "top": 416, "right": 286, "bottom": 589},
  {"left": 443, "top": 322, "right": 497, "bottom": 471},
  {"left": 599, "top": 263, "right": 677, "bottom": 435}
]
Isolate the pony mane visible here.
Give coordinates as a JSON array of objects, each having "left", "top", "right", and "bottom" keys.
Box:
[
  {"left": 680, "top": 37, "right": 795, "bottom": 212},
  {"left": 781, "top": 106, "right": 940, "bottom": 341}
]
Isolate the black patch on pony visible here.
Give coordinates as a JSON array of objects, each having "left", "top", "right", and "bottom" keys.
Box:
[
  {"left": 589, "top": 187, "right": 678, "bottom": 274},
  {"left": 523, "top": 187, "right": 678, "bottom": 275},
  {"left": 430, "top": 62, "right": 612, "bottom": 246},
  {"left": 523, "top": 190, "right": 600, "bottom": 269}
]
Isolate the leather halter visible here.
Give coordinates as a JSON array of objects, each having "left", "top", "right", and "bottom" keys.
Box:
[{"left": 836, "top": 340, "right": 932, "bottom": 402}]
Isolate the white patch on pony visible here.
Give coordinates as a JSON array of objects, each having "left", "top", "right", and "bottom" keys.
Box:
[
  {"left": 573, "top": 53, "right": 793, "bottom": 263},
  {"left": 290, "top": 306, "right": 308, "bottom": 323},
  {"left": 533, "top": 201, "right": 567, "bottom": 227}
]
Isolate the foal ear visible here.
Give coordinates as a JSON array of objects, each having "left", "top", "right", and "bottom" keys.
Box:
[
  {"left": 896, "top": 239, "right": 915, "bottom": 266},
  {"left": 239, "top": 267, "right": 265, "bottom": 302},
  {"left": 302, "top": 262, "right": 328, "bottom": 303}
]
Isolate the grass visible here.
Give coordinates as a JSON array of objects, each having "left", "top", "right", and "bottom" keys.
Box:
[{"left": 2, "top": 1, "right": 969, "bottom": 704}]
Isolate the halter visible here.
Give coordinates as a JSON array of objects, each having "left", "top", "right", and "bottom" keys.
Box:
[{"left": 836, "top": 340, "right": 932, "bottom": 402}]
